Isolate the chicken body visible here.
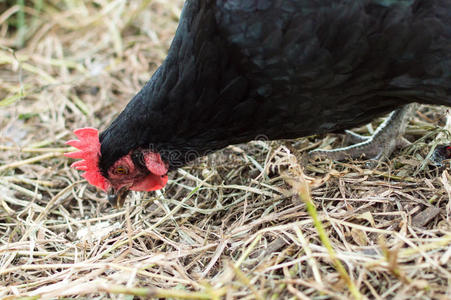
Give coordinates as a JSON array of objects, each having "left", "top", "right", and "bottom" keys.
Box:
[{"left": 98, "top": 0, "right": 451, "bottom": 185}]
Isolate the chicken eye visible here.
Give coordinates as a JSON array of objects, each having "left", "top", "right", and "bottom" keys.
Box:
[{"left": 114, "top": 166, "right": 128, "bottom": 175}]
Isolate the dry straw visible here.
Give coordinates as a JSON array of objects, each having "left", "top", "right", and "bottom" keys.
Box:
[{"left": 1, "top": 1, "right": 450, "bottom": 299}]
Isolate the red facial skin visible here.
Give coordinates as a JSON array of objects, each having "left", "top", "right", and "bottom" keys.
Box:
[
  {"left": 107, "top": 152, "right": 168, "bottom": 193},
  {"left": 65, "top": 128, "right": 168, "bottom": 206}
]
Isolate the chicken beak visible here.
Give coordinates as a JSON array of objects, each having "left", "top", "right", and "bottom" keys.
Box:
[{"left": 107, "top": 187, "right": 130, "bottom": 208}]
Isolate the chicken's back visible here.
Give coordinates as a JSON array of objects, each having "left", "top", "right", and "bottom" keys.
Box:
[
  {"left": 99, "top": 0, "right": 451, "bottom": 171},
  {"left": 213, "top": 0, "right": 451, "bottom": 138}
]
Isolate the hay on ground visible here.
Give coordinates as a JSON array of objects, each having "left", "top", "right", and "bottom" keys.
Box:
[{"left": 0, "top": 1, "right": 450, "bottom": 299}]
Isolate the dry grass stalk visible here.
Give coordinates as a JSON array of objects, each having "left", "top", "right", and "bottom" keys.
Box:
[{"left": 0, "top": 0, "right": 450, "bottom": 299}]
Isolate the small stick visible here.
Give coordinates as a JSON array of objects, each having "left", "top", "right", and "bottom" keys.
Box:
[
  {"left": 0, "top": 152, "right": 63, "bottom": 172},
  {"left": 0, "top": 145, "right": 72, "bottom": 153}
]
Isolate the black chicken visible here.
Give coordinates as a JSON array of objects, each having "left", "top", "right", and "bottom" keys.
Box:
[{"left": 66, "top": 0, "right": 451, "bottom": 206}]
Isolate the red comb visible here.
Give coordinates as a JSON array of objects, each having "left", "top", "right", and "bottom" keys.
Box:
[{"left": 65, "top": 128, "right": 109, "bottom": 191}]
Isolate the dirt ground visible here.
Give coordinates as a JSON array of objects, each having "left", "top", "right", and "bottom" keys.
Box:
[{"left": 0, "top": 1, "right": 450, "bottom": 299}]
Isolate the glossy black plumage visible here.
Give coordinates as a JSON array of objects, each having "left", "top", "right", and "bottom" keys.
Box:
[{"left": 99, "top": 0, "right": 451, "bottom": 173}]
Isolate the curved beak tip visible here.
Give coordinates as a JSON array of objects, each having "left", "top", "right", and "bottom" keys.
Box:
[
  {"left": 107, "top": 192, "right": 118, "bottom": 207},
  {"left": 107, "top": 188, "right": 129, "bottom": 208}
]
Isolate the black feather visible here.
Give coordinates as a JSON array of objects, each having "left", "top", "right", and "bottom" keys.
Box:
[{"left": 99, "top": 0, "right": 451, "bottom": 174}]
